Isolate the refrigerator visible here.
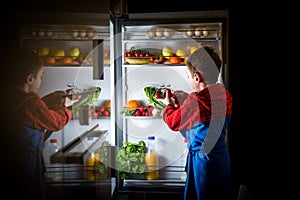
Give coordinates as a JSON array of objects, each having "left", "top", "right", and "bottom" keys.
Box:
[{"left": 109, "top": 9, "right": 229, "bottom": 196}]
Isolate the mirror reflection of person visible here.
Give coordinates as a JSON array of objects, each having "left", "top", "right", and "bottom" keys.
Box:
[
  {"left": 160, "top": 46, "right": 233, "bottom": 200},
  {"left": 11, "top": 48, "right": 79, "bottom": 200}
]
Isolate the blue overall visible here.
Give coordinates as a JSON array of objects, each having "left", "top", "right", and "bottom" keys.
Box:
[
  {"left": 19, "top": 124, "right": 46, "bottom": 200},
  {"left": 184, "top": 116, "right": 232, "bottom": 200}
]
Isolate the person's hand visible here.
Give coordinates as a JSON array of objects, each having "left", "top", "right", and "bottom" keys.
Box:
[
  {"left": 42, "top": 91, "right": 66, "bottom": 110},
  {"left": 158, "top": 89, "right": 172, "bottom": 106},
  {"left": 63, "top": 89, "right": 80, "bottom": 108},
  {"left": 174, "top": 90, "right": 188, "bottom": 104}
]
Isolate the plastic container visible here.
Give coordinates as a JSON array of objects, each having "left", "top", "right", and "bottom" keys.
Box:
[
  {"left": 44, "top": 138, "right": 61, "bottom": 181},
  {"left": 45, "top": 139, "right": 59, "bottom": 165},
  {"left": 145, "top": 136, "right": 159, "bottom": 180},
  {"left": 180, "top": 139, "right": 188, "bottom": 181}
]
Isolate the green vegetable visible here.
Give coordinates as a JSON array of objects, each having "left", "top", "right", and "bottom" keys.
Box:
[
  {"left": 70, "top": 86, "right": 101, "bottom": 112},
  {"left": 116, "top": 140, "right": 147, "bottom": 179},
  {"left": 144, "top": 86, "right": 167, "bottom": 115},
  {"left": 94, "top": 140, "right": 110, "bottom": 175}
]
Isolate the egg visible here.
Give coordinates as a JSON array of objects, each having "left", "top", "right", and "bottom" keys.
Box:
[
  {"left": 79, "top": 30, "right": 86, "bottom": 38},
  {"left": 147, "top": 30, "right": 155, "bottom": 38},
  {"left": 38, "top": 30, "right": 45, "bottom": 37},
  {"left": 186, "top": 28, "right": 194, "bottom": 37},
  {"left": 202, "top": 28, "right": 210, "bottom": 37},
  {"left": 87, "top": 31, "right": 95, "bottom": 39},
  {"left": 164, "top": 29, "right": 173, "bottom": 38},
  {"left": 194, "top": 28, "right": 202, "bottom": 37},
  {"left": 155, "top": 29, "right": 163, "bottom": 38},
  {"left": 30, "top": 30, "right": 37, "bottom": 37},
  {"left": 72, "top": 30, "right": 79, "bottom": 38},
  {"left": 45, "top": 30, "right": 53, "bottom": 37}
]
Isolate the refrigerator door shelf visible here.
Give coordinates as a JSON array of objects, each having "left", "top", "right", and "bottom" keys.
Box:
[{"left": 123, "top": 179, "right": 185, "bottom": 187}]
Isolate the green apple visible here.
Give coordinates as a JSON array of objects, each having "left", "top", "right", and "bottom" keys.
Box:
[
  {"left": 162, "top": 46, "right": 174, "bottom": 57},
  {"left": 68, "top": 46, "right": 80, "bottom": 57}
]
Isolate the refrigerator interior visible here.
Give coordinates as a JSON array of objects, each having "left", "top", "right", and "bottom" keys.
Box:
[
  {"left": 113, "top": 15, "right": 227, "bottom": 185},
  {"left": 38, "top": 66, "right": 112, "bottom": 148}
]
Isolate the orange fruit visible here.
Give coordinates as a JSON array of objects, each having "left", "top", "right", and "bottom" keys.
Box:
[
  {"left": 63, "top": 57, "right": 74, "bottom": 64},
  {"left": 106, "top": 100, "right": 111, "bottom": 109},
  {"left": 45, "top": 56, "right": 56, "bottom": 64},
  {"left": 126, "top": 100, "right": 140, "bottom": 111},
  {"left": 168, "top": 56, "right": 182, "bottom": 64}
]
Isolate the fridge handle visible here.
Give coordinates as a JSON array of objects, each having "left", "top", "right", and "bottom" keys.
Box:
[{"left": 92, "top": 39, "right": 104, "bottom": 80}]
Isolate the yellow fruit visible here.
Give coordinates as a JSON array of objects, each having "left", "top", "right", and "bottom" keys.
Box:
[
  {"left": 40, "top": 47, "right": 50, "bottom": 57},
  {"left": 189, "top": 46, "right": 199, "bottom": 55},
  {"left": 68, "top": 46, "right": 80, "bottom": 57},
  {"left": 162, "top": 46, "right": 174, "bottom": 57},
  {"left": 53, "top": 49, "right": 65, "bottom": 57},
  {"left": 176, "top": 48, "right": 187, "bottom": 58}
]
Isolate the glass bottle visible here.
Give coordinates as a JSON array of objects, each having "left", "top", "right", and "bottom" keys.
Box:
[{"left": 145, "top": 136, "right": 159, "bottom": 180}]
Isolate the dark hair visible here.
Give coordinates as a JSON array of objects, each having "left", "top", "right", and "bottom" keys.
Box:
[
  {"left": 10, "top": 48, "right": 44, "bottom": 86},
  {"left": 186, "top": 46, "right": 222, "bottom": 84}
]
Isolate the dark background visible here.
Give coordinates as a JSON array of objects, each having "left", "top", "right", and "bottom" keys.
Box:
[{"left": 1, "top": 0, "right": 259, "bottom": 199}]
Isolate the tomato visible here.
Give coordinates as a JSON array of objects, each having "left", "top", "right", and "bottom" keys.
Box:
[
  {"left": 134, "top": 51, "right": 140, "bottom": 57},
  {"left": 145, "top": 52, "right": 151, "bottom": 57},
  {"left": 127, "top": 52, "right": 133, "bottom": 57},
  {"left": 154, "top": 92, "right": 161, "bottom": 99},
  {"left": 124, "top": 52, "right": 128, "bottom": 57},
  {"left": 139, "top": 106, "right": 145, "bottom": 113},
  {"left": 139, "top": 53, "right": 145, "bottom": 57},
  {"left": 146, "top": 105, "right": 153, "bottom": 112},
  {"left": 135, "top": 109, "right": 142, "bottom": 116},
  {"left": 150, "top": 56, "right": 156, "bottom": 62},
  {"left": 99, "top": 106, "right": 105, "bottom": 113},
  {"left": 103, "top": 110, "right": 110, "bottom": 116}
]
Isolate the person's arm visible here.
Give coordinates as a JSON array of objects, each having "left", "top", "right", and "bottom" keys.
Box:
[{"left": 24, "top": 92, "right": 76, "bottom": 131}]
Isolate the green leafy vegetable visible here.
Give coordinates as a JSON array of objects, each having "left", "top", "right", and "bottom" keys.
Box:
[
  {"left": 144, "top": 85, "right": 167, "bottom": 115},
  {"left": 116, "top": 140, "right": 147, "bottom": 179},
  {"left": 70, "top": 86, "right": 101, "bottom": 113},
  {"left": 94, "top": 140, "right": 110, "bottom": 175}
]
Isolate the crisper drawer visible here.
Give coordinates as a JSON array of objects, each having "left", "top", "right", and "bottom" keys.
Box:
[
  {"left": 51, "top": 124, "right": 108, "bottom": 164},
  {"left": 122, "top": 166, "right": 185, "bottom": 193}
]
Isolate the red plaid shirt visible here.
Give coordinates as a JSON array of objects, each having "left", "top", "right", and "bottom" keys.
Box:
[
  {"left": 16, "top": 89, "right": 72, "bottom": 131},
  {"left": 162, "top": 84, "right": 232, "bottom": 131}
]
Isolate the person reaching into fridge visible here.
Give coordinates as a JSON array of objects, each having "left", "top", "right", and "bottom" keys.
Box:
[
  {"left": 10, "top": 47, "right": 80, "bottom": 200},
  {"left": 159, "top": 46, "right": 233, "bottom": 200}
]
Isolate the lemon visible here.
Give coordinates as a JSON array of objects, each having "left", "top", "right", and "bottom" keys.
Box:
[
  {"left": 189, "top": 46, "right": 199, "bottom": 55},
  {"left": 68, "top": 46, "right": 80, "bottom": 57},
  {"left": 162, "top": 46, "right": 174, "bottom": 57},
  {"left": 176, "top": 48, "right": 187, "bottom": 58},
  {"left": 40, "top": 47, "right": 50, "bottom": 57},
  {"left": 53, "top": 49, "right": 65, "bottom": 57}
]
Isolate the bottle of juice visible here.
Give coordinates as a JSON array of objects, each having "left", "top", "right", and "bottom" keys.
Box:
[
  {"left": 145, "top": 136, "right": 159, "bottom": 180},
  {"left": 85, "top": 152, "right": 98, "bottom": 180}
]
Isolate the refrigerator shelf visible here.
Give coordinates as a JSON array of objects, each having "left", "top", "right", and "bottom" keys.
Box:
[
  {"left": 123, "top": 179, "right": 185, "bottom": 187},
  {"left": 123, "top": 64, "right": 186, "bottom": 67},
  {"left": 123, "top": 116, "right": 161, "bottom": 119},
  {"left": 122, "top": 37, "right": 219, "bottom": 42}
]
